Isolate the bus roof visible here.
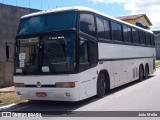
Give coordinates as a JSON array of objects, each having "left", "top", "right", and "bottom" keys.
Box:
[{"left": 22, "top": 6, "right": 153, "bottom": 34}]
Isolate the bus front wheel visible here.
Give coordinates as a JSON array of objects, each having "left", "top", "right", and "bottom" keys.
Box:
[{"left": 97, "top": 73, "right": 106, "bottom": 98}]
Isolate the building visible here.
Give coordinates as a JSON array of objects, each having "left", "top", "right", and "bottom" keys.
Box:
[
  {"left": 117, "top": 14, "right": 152, "bottom": 29},
  {"left": 0, "top": 3, "right": 40, "bottom": 88},
  {"left": 154, "top": 31, "right": 160, "bottom": 59}
]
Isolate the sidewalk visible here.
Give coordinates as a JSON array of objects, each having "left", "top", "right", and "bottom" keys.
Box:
[{"left": 0, "top": 86, "right": 15, "bottom": 93}]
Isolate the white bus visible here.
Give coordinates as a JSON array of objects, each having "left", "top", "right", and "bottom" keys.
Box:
[{"left": 14, "top": 6, "right": 156, "bottom": 101}]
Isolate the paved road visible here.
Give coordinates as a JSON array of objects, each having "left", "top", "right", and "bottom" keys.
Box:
[{"left": 1, "top": 68, "right": 160, "bottom": 120}]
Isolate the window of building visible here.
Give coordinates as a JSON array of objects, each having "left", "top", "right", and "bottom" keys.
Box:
[{"left": 80, "top": 14, "right": 95, "bottom": 37}]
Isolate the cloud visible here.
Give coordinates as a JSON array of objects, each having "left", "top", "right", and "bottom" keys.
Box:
[
  {"left": 88, "top": 0, "right": 127, "bottom": 4},
  {"left": 88, "top": 0, "right": 160, "bottom": 30}
]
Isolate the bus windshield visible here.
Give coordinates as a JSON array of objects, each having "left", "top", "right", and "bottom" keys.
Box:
[
  {"left": 15, "top": 33, "right": 75, "bottom": 75},
  {"left": 17, "top": 11, "right": 77, "bottom": 36}
]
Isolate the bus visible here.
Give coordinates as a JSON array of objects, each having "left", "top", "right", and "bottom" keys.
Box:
[{"left": 14, "top": 6, "right": 156, "bottom": 101}]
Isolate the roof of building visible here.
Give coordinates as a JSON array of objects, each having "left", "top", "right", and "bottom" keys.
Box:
[
  {"left": 22, "top": 6, "right": 153, "bottom": 34},
  {"left": 117, "top": 14, "right": 152, "bottom": 25},
  {"left": 153, "top": 31, "right": 160, "bottom": 36}
]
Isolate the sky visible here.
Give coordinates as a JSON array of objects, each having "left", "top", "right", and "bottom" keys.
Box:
[{"left": 0, "top": 0, "right": 160, "bottom": 30}]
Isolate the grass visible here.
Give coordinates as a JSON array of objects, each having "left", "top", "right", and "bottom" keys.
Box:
[
  {"left": 0, "top": 92, "right": 26, "bottom": 107},
  {"left": 156, "top": 60, "right": 160, "bottom": 68}
]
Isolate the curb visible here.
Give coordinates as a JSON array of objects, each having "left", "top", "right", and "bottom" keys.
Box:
[
  {"left": 0, "top": 103, "right": 16, "bottom": 110},
  {"left": 0, "top": 91, "right": 15, "bottom": 93}
]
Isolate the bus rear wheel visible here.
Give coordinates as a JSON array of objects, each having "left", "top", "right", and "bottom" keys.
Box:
[
  {"left": 97, "top": 73, "right": 106, "bottom": 98},
  {"left": 139, "top": 65, "right": 144, "bottom": 81},
  {"left": 144, "top": 65, "right": 149, "bottom": 79}
]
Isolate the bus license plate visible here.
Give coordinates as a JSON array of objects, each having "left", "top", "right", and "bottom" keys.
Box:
[{"left": 36, "top": 92, "right": 47, "bottom": 97}]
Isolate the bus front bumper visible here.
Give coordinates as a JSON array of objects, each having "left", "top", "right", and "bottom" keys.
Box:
[{"left": 15, "top": 87, "right": 80, "bottom": 102}]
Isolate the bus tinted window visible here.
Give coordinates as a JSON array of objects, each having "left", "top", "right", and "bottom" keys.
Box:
[
  {"left": 79, "top": 40, "right": 89, "bottom": 63},
  {"left": 80, "top": 14, "right": 95, "bottom": 37},
  {"left": 123, "top": 25, "right": 132, "bottom": 43},
  {"left": 139, "top": 31, "right": 146, "bottom": 44},
  {"left": 18, "top": 11, "right": 77, "bottom": 36},
  {"left": 132, "top": 28, "right": 140, "bottom": 44},
  {"left": 96, "top": 17, "right": 105, "bottom": 39},
  {"left": 111, "top": 22, "right": 122, "bottom": 41},
  {"left": 117, "top": 24, "right": 123, "bottom": 41},
  {"left": 145, "top": 33, "right": 151, "bottom": 45},
  {"left": 90, "top": 41, "right": 98, "bottom": 66},
  {"left": 47, "top": 11, "right": 77, "bottom": 32},
  {"left": 104, "top": 20, "right": 111, "bottom": 39},
  {"left": 151, "top": 35, "right": 155, "bottom": 46},
  {"left": 18, "top": 16, "right": 46, "bottom": 36}
]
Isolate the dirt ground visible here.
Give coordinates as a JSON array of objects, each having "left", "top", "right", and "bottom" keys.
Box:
[{"left": 0, "top": 92, "right": 26, "bottom": 107}]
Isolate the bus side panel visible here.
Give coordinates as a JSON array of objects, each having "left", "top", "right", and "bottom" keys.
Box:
[
  {"left": 98, "top": 42, "right": 156, "bottom": 89},
  {"left": 77, "top": 69, "right": 92, "bottom": 100}
]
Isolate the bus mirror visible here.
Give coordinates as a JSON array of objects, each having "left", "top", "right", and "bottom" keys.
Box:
[{"left": 6, "top": 44, "right": 9, "bottom": 61}]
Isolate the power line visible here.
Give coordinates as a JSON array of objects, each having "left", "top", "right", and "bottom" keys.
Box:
[{"left": 53, "top": 2, "right": 90, "bottom": 9}]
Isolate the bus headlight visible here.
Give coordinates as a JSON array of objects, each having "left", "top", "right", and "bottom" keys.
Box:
[
  {"left": 14, "top": 83, "right": 25, "bottom": 87},
  {"left": 55, "top": 82, "right": 75, "bottom": 88}
]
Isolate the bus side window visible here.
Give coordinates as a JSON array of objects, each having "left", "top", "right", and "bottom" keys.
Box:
[
  {"left": 139, "top": 31, "right": 146, "bottom": 44},
  {"left": 79, "top": 37, "right": 90, "bottom": 71},
  {"left": 132, "top": 28, "right": 140, "bottom": 44},
  {"left": 104, "top": 19, "right": 111, "bottom": 40},
  {"left": 80, "top": 13, "right": 96, "bottom": 37},
  {"left": 89, "top": 40, "right": 98, "bottom": 67},
  {"left": 151, "top": 34, "right": 155, "bottom": 46},
  {"left": 116, "top": 24, "right": 123, "bottom": 42},
  {"left": 96, "top": 17, "right": 111, "bottom": 40},
  {"left": 96, "top": 17, "right": 105, "bottom": 39},
  {"left": 145, "top": 33, "right": 151, "bottom": 45},
  {"left": 111, "top": 22, "right": 122, "bottom": 41},
  {"left": 123, "top": 25, "right": 132, "bottom": 43}
]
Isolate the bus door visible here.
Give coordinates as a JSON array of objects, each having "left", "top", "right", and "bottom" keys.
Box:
[{"left": 78, "top": 37, "right": 98, "bottom": 99}]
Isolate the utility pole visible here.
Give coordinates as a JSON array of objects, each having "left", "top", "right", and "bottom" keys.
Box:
[
  {"left": 29, "top": 0, "right": 30, "bottom": 8},
  {"left": 41, "top": 3, "right": 42, "bottom": 10}
]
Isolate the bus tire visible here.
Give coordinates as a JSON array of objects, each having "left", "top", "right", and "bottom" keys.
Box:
[
  {"left": 144, "top": 64, "right": 149, "bottom": 79},
  {"left": 97, "top": 73, "right": 106, "bottom": 98},
  {"left": 139, "top": 65, "right": 144, "bottom": 81}
]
